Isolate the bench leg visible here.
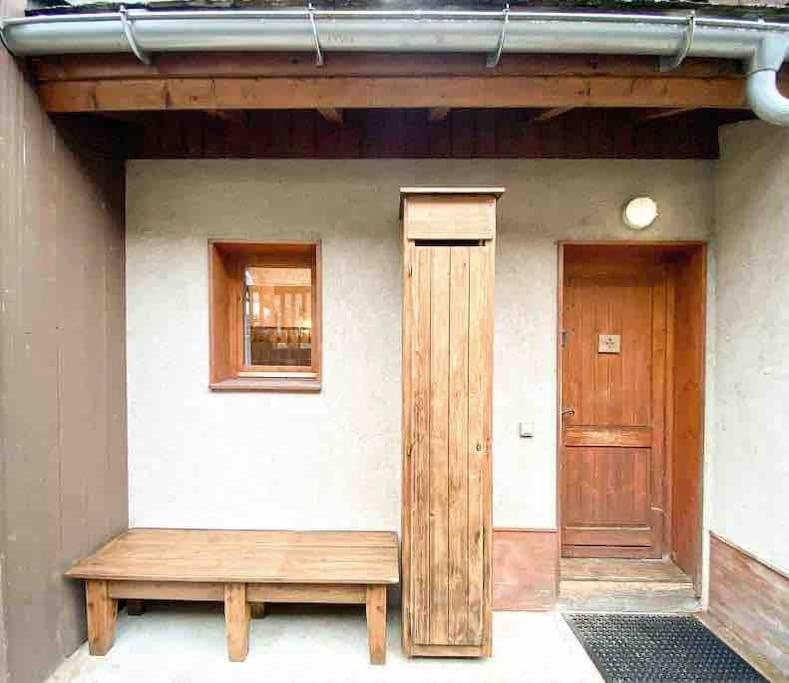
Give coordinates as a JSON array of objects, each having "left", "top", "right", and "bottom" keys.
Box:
[
  {"left": 86, "top": 580, "right": 117, "bottom": 656},
  {"left": 126, "top": 599, "right": 145, "bottom": 616},
  {"left": 250, "top": 603, "right": 267, "bottom": 619},
  {"left": 365, "top": 585, "right": 387, "bottom": 665},
  {"left": 224, "top": 583, "right": 250, "bottom": 662}
]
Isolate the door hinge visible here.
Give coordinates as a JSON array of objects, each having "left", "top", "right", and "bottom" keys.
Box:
[
  {"left": 408, "top": 263, "right": 413, "bottom": 277},
  {"left": 561, "top": 329, "right": 568, "bottom": 348}
]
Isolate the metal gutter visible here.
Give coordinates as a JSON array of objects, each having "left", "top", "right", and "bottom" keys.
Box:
[{"left": 1, "top": 7, "right": 789, "bottom": 123}]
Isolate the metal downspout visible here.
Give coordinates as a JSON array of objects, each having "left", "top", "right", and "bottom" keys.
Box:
[{"left": 747, "top": 33, "right": 789, "bottom": 126}]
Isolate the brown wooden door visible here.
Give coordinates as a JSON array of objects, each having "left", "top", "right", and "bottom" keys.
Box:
[
  {"left": 406, "top": 243, "right": 492, "bottom": 647},
  {"left": 561, "top": 254, "right": 667, "bottom": 559}
]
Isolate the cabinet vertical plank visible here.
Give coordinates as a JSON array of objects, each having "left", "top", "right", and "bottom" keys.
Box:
[
  {"left": 467, "top": 244, "right": 491, "bottom": 647},
  {"left": 429, "top": 247, "right": 451, "bottom": 645},
  {"left": 411, "top": 247, "right": 432, "bottom": 644},
  {"left": 448, "top": 247, "right": 470, "bottom": 644},
  {"left": 401, "top": 238, "right": 414, "bottom": 653}
]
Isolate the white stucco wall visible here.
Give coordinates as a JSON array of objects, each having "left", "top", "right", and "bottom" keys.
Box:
[
  {"left": 713, "top": 121, "right": 789, "bottom": 573},
  {"left": 127, "top": 159, "right": 713, "bottom": 532}
]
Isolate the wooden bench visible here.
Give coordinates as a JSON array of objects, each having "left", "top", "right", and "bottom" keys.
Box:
[{"left": 65, "top": 529, "right": 399, "bottom": 664}]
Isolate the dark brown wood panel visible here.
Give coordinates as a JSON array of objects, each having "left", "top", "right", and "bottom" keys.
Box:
[
  {"left": 31, "top": 54, "right": 750, "bottom": 83},
  {"left": 122, "top": 108, "right": 729, "bottom": 159},
  {"left": 0, "top": 16, "right": 128, "bottom": 683}
]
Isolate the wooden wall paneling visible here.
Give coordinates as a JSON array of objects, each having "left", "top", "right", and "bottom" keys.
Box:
[
  {"left": 129, "top": 108, "right": 729, "bottom": 160},
  {"left": 493, "top": 530, "right": 559, "bottom": 611},
  {"left": 0, "top": 7, "right": 128, "bottom": 680},
  {"left": 670, "top": 246, "right": 707, "bottom": 592},
  {"left": 705, "top": 534, "right": 789, "bottom": 679}
]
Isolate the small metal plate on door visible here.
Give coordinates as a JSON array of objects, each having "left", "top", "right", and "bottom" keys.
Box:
[{"left": 598, "top": 334, "right": 621, "bottom": 354}]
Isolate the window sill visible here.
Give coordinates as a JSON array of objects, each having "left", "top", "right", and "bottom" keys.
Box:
[{"left": 209, "top": 376, "right": 322, "bottom": 393}]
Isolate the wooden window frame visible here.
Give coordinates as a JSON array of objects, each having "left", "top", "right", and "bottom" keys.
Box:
[{"left": 209, "top": 240, "right": 322, "bottom": 393}]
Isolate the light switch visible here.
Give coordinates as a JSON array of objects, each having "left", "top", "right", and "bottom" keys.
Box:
[{"left": 519, "top": 422, "right": 535, "bottom": 438}]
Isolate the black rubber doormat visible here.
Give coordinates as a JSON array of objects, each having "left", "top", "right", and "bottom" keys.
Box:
[{"left": 564, "top": 613, "right": 765, "bottom": 682}]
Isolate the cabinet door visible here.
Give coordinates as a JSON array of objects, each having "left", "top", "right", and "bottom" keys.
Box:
[{"left": 408, "top": 244, "right": 492, "bottom": 647}]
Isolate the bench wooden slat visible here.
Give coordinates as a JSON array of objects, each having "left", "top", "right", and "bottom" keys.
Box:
[
  {"left": 66, "top": 529, "right": 399, "bottom": 584},
  {"left": 112, "top": 528, "right": 398, "bottom": 547}
]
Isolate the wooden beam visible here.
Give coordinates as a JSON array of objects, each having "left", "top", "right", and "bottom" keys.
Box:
[
  {"left": 428, "top": 107, "right": 451, "bottom": 122},
  {"left": 32, "top": 53, "right": 756, "bottom": 82},
  {"left": 532, "top": 106, "right": 575, "bottom": 122},
  {"left": 37, "top": 75, "right": 750, "bottom": 113},
  {"left": 317, "top": 107, "right": 343, "bottom": 125}
]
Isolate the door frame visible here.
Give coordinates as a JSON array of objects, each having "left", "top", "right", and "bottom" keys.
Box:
[{"left": 556, "top": 241, "right": 707, "bottom": 591}]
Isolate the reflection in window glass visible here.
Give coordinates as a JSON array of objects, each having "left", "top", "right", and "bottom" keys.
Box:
[{"left": 243, "top": 266, "right": 312, "bottom": 368}]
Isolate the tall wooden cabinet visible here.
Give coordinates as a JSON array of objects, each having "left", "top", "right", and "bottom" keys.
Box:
[{"left": 400, "top": 188, "right": 504, "bottom": 658}]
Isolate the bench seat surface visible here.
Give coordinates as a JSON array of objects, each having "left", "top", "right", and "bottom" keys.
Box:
[{"left": 66, "top": 529, "right": 399, "bottom": 585}]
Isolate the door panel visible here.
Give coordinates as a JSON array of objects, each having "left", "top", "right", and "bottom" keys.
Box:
[
  {"left": 410, "top": 245, "right": 487, "bottom": 646},
  {"left": 561, "top": 260, "right": 667, "bottom": 558}
]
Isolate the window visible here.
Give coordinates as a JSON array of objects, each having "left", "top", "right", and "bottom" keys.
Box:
[{"left": 209, "top": 241, "right": 321, "bottom": 392}]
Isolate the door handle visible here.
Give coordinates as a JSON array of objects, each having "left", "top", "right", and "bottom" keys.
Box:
[{"left": 561, "top": 408, "right": 575, "bottom": 417}]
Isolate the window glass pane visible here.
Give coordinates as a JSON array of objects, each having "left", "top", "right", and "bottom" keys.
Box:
[{"left": 244, "top": 266, "right": 312, "bottom": 368}]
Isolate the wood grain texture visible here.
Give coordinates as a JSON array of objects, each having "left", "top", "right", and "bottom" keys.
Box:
[
  {"left": 246, "top": 584, "right": 366, "bottom": 604},
  {"left": 404, "top": 196, "right": 495, "bottom": 241},
  {"left": 125, "top": 107, "right": 732, "bottom": 160},
  {"left": 110, "top": 581, "right": 224, "bottom": 601},
  {"left": 670, "top": 247, "right": 706, "bottom": 591},
  {"left": 37, "top": 75, "right": 751, "bottom": 113},
  {"left": 428, "top": 246, "right": 451, "bottom": 646},
  {"left": 224, "top": 583, "right": 250, "bottom": 663},
  {"left": 0, "top": 5, "right": 128, "bottom": 680},
  {"left": 561, "top": 250, "right": 667, "bottom": 558},
  {"left": 493, "top": 530, "right": 558, "bottom": 611},
  {"left": 469, "top": 241, "right": 494, "bottom": 655},
  {"left": 402, "top": 193, "right": 497, "bottom": 657},
  {"left": 561, "top": 557, "right": 691, "bottom": 583},
  {"left": 558, "top": 244, "right": 706, "bottom": 583},
  {"left": 448, "top": 248, "right": 470, "bottom": 644},
  {"left": 366, "top": 585, "right": 387, "bottom": 665},
  {"left": 66, "top": 529, "right": 400, "bottom": 584},
  {"left": 708, "top": 534, "right": 789, "bottom": 677},
  {"left": 85, "top": 581, "right": 117, "bottom": 656}
]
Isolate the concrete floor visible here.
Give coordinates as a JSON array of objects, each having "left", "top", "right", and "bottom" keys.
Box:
[{"left": 47, "top": 604, "right": 603, "bottom": 683}]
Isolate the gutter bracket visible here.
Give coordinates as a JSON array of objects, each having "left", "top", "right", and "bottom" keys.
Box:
[
  {"left": 308, "top": 2, "right": 324, "bottom": 67},
  {"left": 120, "top": 7, "right": 150, "bottom": 65},
  {"left": 660, "top": 11, "right": 695, "bottom": 72},
  {"left": 486, "top": 3, "right": 509, "bottom": 68},
  {"left": 0, "top": 18, "right": 11, "bottom": 54}
]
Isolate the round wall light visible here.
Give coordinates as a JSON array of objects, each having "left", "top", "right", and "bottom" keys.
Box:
[{"left": 622, "top": 196, "right": 658, "bottom": 230}]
